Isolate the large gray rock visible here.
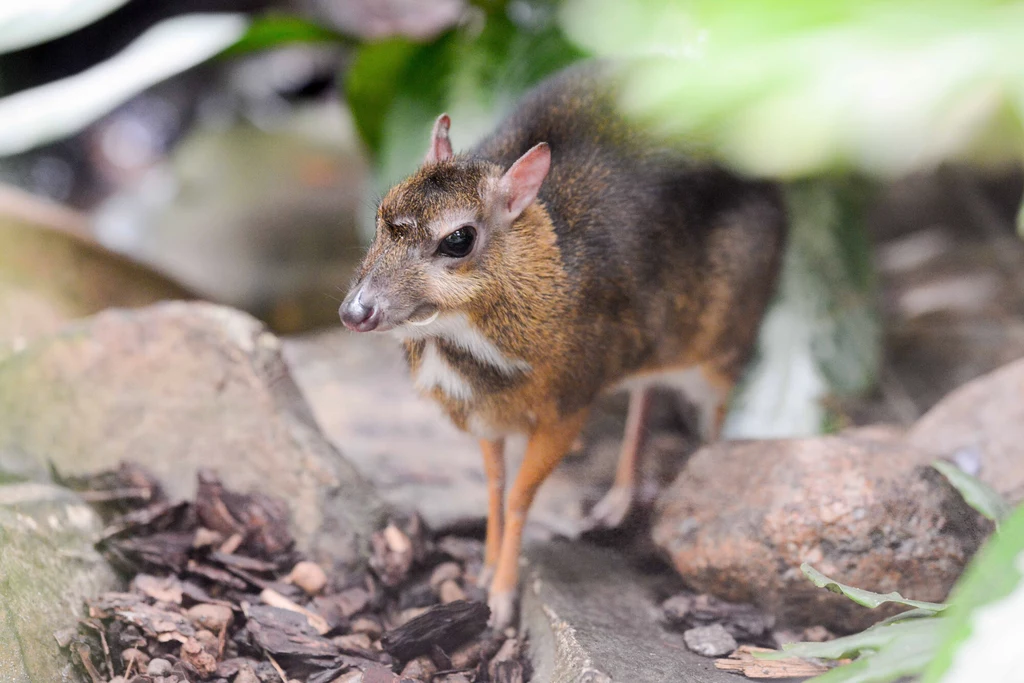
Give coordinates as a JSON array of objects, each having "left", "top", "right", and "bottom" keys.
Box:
[
  {"left": 0, "top": 302, "right": 384, "bottom": 569},
  {"left": 0, "top": 482, "right": 120, "bottom": 682},
  {"left": 521, "top": 541, "right": 745, "bottom": 683},
  {"left": 652, "top": 428, "right": 988, "bottom": 631},
  {"left": 909, "top": 357, "right": 1024, "bottom": 504}
]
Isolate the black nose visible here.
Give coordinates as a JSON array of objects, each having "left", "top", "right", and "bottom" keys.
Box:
[{"left": 340, "top": 291, "right": 380, "bottom": 332}]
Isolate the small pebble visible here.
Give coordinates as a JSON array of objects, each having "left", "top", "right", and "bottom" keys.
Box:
[
  {"left": 683, "top": 623, "right": 737, "bottom": 657},
  {"left": 429, "top": 561, "right": 462, "bottom": 589},
  {"left": 350, "top": 615, "right": 384, "bottom": 639},
  {"left": 439, "top": 579, "right": 467, "bottom": 604},
  {"left": 333, "top": 632, "right": 373, "bottom": 651},
  {"left": 233, "top": 666, "right": 260, "bottom": 683},
  {"left": 450, "top": 640, "right": 484, "bottom": 669},
  {"left": 333, "top": 672, "right": 364, "bottom": 683},
  {"left": 195, "top": 628, "right": 219, "bottom": 652},
  {"left": 286, "top": 560, "right": 328, "bottom": 595},
  {"left": 489, "top": 637, "right": 518, "bottom": 678},
  {"left": 120, "top": 647, "right": 149, "bottom": 669},
  {"left": 803, "top": 625, "right": 834, "bottom": 642},
  {"left": 147, "top": 658, "right": 173, "bottom": 676},
  {"left": 187, "top": 603, "right": 233, "bottom": 632},
  {"left": 400, "top": 655, "right": 437, "bottom": 678}
]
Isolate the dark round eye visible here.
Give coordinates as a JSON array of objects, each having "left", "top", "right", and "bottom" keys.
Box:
[{"left": 437, "top": 226, "right": 476, "bottom": 258}]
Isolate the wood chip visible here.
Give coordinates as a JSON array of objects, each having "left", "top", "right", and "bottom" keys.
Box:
[
  {"left": 133, "top": 574, "right": 183, "bottom": 604},
  {"left": 244, "top": 605, "right": 338, "bottom": 658},
  {"left": 714, "top": 645, "right": 829, "bottom": 679},
  {"left": 260, "top": 587, "right": 331, "bottom": 635},
  {"left": 286, "top": 560, "right": 328, "bottom": 595},
  {"left": 381, "top": 600, "right": 490, "bottom": 662}
]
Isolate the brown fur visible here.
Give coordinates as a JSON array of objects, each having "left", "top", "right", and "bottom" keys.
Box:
[{"left": 342, "top": 61, "right": 787, "bottom": 625}]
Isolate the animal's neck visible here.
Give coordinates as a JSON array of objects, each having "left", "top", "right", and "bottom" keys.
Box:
[{"left": 398, "top": 201, "right": 565, "bottom": 402}]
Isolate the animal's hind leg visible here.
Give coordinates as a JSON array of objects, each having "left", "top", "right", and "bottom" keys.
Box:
[
  {"left": 695, "top": 362, "right": 736, "bottom": 441},
  {"left": 581, "top": 386, "right": 653, "bottom": 530}
]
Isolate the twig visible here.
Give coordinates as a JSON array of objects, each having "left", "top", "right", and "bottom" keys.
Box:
[
  {"left": 260, "top": 587, "right": 331, "bottom": 634},
  {"left": 267, "top": 653, "right": 288, "bottom": 683},
  {"left": 78, "top": 487, "right": 153, "bottom": 503}
]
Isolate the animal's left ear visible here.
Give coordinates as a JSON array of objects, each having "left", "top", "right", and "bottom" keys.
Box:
[
  {"left": 498, "top": 142, "right": 550, "bottom": 219},
  {"left": 425, "top": 114, "right": 453, "bottom": 164}
]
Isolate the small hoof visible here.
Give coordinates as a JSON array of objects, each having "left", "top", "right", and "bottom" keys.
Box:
[
  {"left": 476, "top": 564, "right": 495, "bottom": 589},
  {"left": 488, "top": 590, "right": 517, "bottom": 630},
  {"left": 580, "top": 485, "right": 634, "bottom": 531}
]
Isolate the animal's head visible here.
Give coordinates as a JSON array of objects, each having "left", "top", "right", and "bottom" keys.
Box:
[{"left": 339, "top": 114, "right": 550, "bottom": 333}]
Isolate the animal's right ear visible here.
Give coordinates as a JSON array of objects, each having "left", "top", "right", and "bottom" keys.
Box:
[{"left": 424, "top": 114, "right": 453, "bottom": 164}]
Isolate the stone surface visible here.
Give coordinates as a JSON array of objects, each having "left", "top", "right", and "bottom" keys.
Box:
[
  {"left": 0, "top": 302, "right": 384, "bottom": 569},
  {"left": 909, "top": 358, "right": 1024, "bottom": 505},
  {"left": 652, "top": 428, "right": 989, "bottom": 631},
  {"left": 521, "top": 541, "right": 748, "bottom": 683},
  {"left": 0, "top": 190, "right": 192, "bottom": 355},
  {"left": 682, "top": 625, "right": 737, "bottom": 658},
  {"left": 0, "top": 482, "right": 120, "bottom": 682}
]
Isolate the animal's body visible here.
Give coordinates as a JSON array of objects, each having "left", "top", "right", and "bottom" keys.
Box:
[{"left": 340, "top": 62, "right": 786, "bottom": 627}]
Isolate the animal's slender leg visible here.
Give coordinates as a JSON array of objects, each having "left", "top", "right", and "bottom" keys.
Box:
[
  {"left": 477, "top": 438, "right": 506, "bottom": 588},
  {"left": 698, "top": 364, "right": 736, "bottom": 441},
  {"left": 488, "top": 411, "right": 589, "bottom": 628},
  {"left": 582, "top": 386, "right": 653, "bottom": 530}
]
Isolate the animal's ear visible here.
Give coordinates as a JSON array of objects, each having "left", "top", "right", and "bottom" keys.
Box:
[
  {"left": 498, "top": 142, "right": 550, "bottom": 219},
  {"left": 424, "top": 114, "right": 453, "bottom": 164}
]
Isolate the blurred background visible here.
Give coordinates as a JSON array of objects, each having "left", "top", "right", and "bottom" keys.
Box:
[{"left": 1, "top": 0, "right": 1023, "bottom": 438}]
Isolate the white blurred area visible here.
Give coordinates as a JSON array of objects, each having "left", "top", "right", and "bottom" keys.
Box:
[
  {"left": 0, "top": 13, "right": 249, "bottom": 157},
  {"left": 0, "top": 0, "right": 130, "bottom": 53}
]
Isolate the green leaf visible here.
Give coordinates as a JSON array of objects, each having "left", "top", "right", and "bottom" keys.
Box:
[
  {"left": 344, "top": 37, "right": 420, "bottom": 157},
  {"left": 871, "top": 607, "right": 944, "bottom": 628},
  {"left": 756, "top": 618, "right": 941, "bottom": 683},
  {"left": 801, "top": 563, "right": 948, "bottom": 612},
  {"left": 932, "top": 460, "right": 1011, "bottom": 525},
  {"left": 755, "top": 618, "right": 940, "bottom": 661},
  {"left": 344, "top": 8, "right": 585, "bottom": 239},
  {"left": 221, "top": 13, "right": 351, "bottom": 57},
  {"left": 923, "top": 503, "right": 1024, "bottom": 682},
  {"left": 803, "top": 619, "right": 940, "bottom": 683},
  {"left": 560, "top": 0, "right": 1024, "bottom": 179}
]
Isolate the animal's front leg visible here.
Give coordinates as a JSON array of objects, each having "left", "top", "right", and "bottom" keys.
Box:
[
  {"left": 477, "top": 438, "right": 506, "bottom": 588},
  {"left": 488, "top": 411, "right": 589, "bottom": 629}
]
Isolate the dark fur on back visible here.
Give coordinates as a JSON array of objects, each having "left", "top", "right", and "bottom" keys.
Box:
[{"left": 473, "top": 64, "right": 787, "bottom": 413}]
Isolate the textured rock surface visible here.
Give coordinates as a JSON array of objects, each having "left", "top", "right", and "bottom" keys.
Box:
[
  {"left": 909, "top": 357, "right": 1024, "bottom": 504},
  {"left": 0, "top": 482, "right": 119, "bottom": 682},
  {"left": 0, "top": 302, "right": 384, "bottom": 568},
  {"left": 521, "top": 541, "right": 742, "bottom": 683},
  {"left": 0, "top": 201, "right": 192, "bottom": 355},
  {"left": 652, "top": 428, "right": 989, "bottom": 631}
]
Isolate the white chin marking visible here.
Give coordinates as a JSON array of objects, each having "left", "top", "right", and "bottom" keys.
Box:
[{"left": 407, "top": 310, "right": 440, "bottom": 327}]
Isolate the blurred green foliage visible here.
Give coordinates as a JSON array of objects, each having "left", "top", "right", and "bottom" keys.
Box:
[
  {"left": 345, "top": 4, "right": 584, "bottom": 194},
  {"left": 559, "top": 0, "right": 1024, "bottom": 181},
  {"left": 221, "top": 13, "right": 352, "bottom": 57}
]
